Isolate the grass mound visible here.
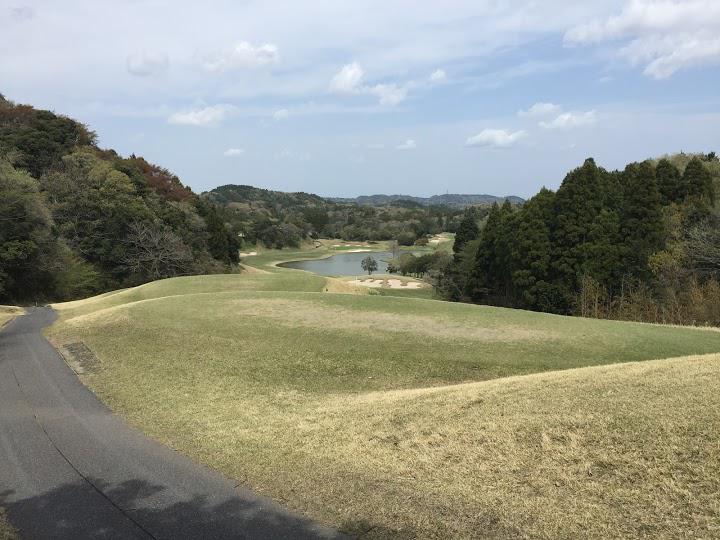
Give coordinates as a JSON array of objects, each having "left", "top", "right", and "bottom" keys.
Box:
[{"left": 48, "top": 267, "right": 720, "bottom": 538}]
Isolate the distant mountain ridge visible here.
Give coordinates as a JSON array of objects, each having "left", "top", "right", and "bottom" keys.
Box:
[
  {"left": 328, "top": 193, "right": 525, "bottom": 208},
  {"left": 204, "top": 184, "right": 524, "bottom": 209}
]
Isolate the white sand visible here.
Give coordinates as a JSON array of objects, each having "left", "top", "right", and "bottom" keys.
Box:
[
  {"left": 349, "top": 278, "right": 423, "bottom": 289},
  {"left": 345, "top": 249, "right": 372, "bottom": 253},
  {"left": 239, "top": 251, "right": 258, "bottom": 257}
]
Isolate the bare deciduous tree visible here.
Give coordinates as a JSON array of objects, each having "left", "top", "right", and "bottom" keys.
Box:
[
  {"left": 122, "top": 222, "right": 193, "bottom": 280},
  {"left": 687, "top": 221, "right": 720, "bottom": 278}
]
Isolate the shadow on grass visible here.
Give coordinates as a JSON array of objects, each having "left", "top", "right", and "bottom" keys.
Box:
[{"left": 1, "top": 476, "right": 345, "bottom": 540}]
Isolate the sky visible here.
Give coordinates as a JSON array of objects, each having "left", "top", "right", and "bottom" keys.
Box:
[{"left": 2, "top": 0, "right": 720, "bottom": 198}]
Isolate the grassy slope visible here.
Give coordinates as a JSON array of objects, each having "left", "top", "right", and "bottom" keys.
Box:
[{"left": 48, "top": 261, "right": 720, "bottom": 538}]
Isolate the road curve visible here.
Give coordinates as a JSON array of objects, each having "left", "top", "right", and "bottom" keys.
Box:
[{"left": 0, "top": 308, "right": 346, "bottom": 540}]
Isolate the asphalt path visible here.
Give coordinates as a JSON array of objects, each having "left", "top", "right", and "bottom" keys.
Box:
[{"left": 0, "top": 308, "right": 346, "bottom": 540}]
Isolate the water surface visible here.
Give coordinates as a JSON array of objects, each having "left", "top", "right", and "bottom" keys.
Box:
[{"left": 279, "top": 251, "right": 394, "bottom": 276}]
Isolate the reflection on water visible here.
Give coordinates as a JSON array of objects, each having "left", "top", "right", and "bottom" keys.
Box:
[{"left": 279, "top": 251, "right": 395, "bottom": 276}]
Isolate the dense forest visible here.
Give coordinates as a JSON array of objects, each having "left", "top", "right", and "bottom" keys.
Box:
[
  {"left": 0, "top": 95, "right": 240, "bottom": 303},
  {"left": 4, "top": 94, "right": 719, "bottom": 327},
  {"left": 206, "top": 184, "right": 499, "bottom": 248},
  {"left": 436, "top": 154, "right": 720, "bottom": 326},
  {"left": 328, "top": 193, "right": 524, "bottom": 207}
]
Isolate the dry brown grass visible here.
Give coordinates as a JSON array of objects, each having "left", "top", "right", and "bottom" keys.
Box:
[
  {"left": 324, "top": 277, "right": 370, "bottom": 295},
  {"left": 141, "top": 354, "right": 719, "bottom": 539},
  {"left": 49, "top": 275, "right": 720, "bottom": 539},
  {"left": 0, "top": 508, "right": 18, "bottom": 540},
  {"left": 0, "top": 306, "right": 23, "bottom": 327}
]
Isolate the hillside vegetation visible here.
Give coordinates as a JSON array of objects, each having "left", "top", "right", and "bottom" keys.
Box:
[
  {"left": 440, "top": 154, "right": 720, "bottom": 326},
  {"left": 206, "top": 183, "right": 483, "bottom": 249},
  {"left": 0, "top": 95, "right": 240, "bottom": 303},
  {"left": 49, "top": 257, "right": 720, "bottom": 539},
  {"left": 328, "top": 193, "right": 524, "bottom": 207}
]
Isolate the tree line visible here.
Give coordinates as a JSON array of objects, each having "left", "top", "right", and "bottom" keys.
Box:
[
  {"left": 435, "top": 154, "right": 720, "bottom": 326},
  {"left": 0, "top": 95, "right": 239, "bottom": 303},
  {"left": 207, "top": 184, "right": 492, "bottom": 249}
]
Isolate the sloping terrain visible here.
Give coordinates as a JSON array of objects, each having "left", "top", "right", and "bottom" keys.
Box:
[{"left": 47, "top": 265, "right": 720, "bottom": 538}]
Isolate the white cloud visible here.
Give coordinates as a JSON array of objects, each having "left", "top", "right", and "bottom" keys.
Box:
[
  {"left": 126, "top": 51, "right": 169, "bottom": 77},
  {"left": 203, "top": 41, "right": 279, "bottom": 72},
  {"left": 429, "top": 69, "right": 446, "bottom": 82},
  {"left": 273, "top": 108, "right": 289, "bottom": 120},
  {"left": 223, "top": 148, "right": 245, "bottom": 156},
  {"left": 168, "top": 105, "right": 233, "bottom": 126},
  {"left": 565, "top": 0, "right": 720, "bottom": 78},
  {"left": 539, "top": 110, "right": 597, "bottom": 129},
  {"left": 330, "top": 63, "right": 407, "bottom": 105},
  {"left": 396, "top": 139, "right": 417, "bottom": 150},
  {"left": 330, "top": 62, "right": 365, "bottom": 93},
  {"left": 518, "top": 102, "right": 561, "bottom": 117},
  {"left": 368, "top": 83, "right": 407, "bottom": 106},
  {"left": 465, "top": 129, "right": 527, "bottom": 148}
]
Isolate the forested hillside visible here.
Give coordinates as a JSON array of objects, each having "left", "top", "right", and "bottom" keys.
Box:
[
  {"left": 206, "top": 185, "right": 488, "bottom": 248},
  {"left": 328, "top": 193, "right": 524, "bottom": 207},
  {"left": 438, "top": 154, "right": 720, "bottom": 325},
  {"left": 0, "top": 95, "right": 240, "bottom": 303}
]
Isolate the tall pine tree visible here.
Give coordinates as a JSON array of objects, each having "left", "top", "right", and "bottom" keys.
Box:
[
  {"left": 453, "top": 208, "right": 479, "bottom": 259},
  {"left": 511, "top": 188, "right": 557, "bottom": 311},
  {"left": 620, "top": 161, "right": 665, "bottom": 279},
  {"left": 551, "top": 158, "right": 607, "bottom": 309}
]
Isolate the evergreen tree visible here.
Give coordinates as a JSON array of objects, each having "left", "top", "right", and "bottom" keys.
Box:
[
  {"left": 468, "top": 203, "right": 501, "bottom": 301},
  {"left": 620, "top": 161, "right": 665, "bottom": 278},
  {"left": 494, "top": 200, "right": 516, "bottom": 302},
  {"left": 511, "top": 188, "right": 556, "bottom": 310},
  {"left": 453, "top": 208, "right": 479, "bottom": 258},
  {"left": 683, "top": 157, "right": 715, "bottom": 204},
  {"left": 551, "top": 158, "right": 607, "bottom": 308},
  {"left": 655, "top": 158, "right": 682, "bottom": 205},
  {"left": 584, "top": 208, "right": 624, "bottom": 292}
]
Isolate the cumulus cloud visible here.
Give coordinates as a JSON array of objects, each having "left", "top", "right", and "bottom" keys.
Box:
[
  {"left": 168, "top": 104, "right": 233, "bottom": 126},
  {"left": 465, "top": 129, "right": 527, "bottom": 148},
  {"left": 368, "top": 83, "right": 407, "bottom": 106},
  {"left": 330, "top": 62, "right": 365, "bottom": 93},
  {"left": 396, "top": 139, "right": 417, "bottom": 150},
  {"left": 518, "top": 102, "right": 561, "bottom": 117},
  {"left": 539, "top": 110, "right": 596, "bottom": 129},
  {"left": 429, "top": 69, "right": 446, "bottom": 82},
  {"left": 203, "top": 41, "right": 279, "bottom": 72},
  {"left": 126, "top": 51, "right": 169, "bottom": 77},
  {"left": 273, "top": 108, "right": 289, "bottom": 120},
  {"left": 330, "top": 62, "right": 407, "bottom": 105},
  {"left": 223, "top": 148, "right": 245, "bottom": 156},
  {"left": 565, "top": 0, "right": 720, "bottom": 78}
]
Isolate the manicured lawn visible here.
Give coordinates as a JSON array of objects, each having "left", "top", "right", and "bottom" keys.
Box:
[{"left": 49, "top": 267, "right": 720, "bottom": 538}]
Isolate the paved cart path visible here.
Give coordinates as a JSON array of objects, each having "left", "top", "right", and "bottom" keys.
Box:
[{"left": 0, "top": 308, "right": 345, "bottom": 540}]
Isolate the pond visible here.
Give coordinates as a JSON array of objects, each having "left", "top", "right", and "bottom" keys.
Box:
[{"left": 279, "top": 251, "right": 396, "bottom": 276}]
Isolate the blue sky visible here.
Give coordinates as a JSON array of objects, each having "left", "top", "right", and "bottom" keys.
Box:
[{"left": 2, "top": 0, "right": 719, "bottom": 198}]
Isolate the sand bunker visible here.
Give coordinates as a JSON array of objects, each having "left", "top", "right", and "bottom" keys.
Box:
[
  {"left": 349, "top": 278, "right": 423, "bottom": 289},
  {"left": 239, "top": 251, "right": 258, "bottom": 257}
]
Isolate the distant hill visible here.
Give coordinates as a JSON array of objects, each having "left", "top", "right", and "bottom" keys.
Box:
[
  {"left": 205, "top": 184, "right": 329, "bottom": 208},
  {"left": 328, "top": 193, "right": 524, "bottom": 208}
]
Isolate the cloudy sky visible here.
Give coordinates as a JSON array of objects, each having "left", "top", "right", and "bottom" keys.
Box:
[{"left": 2, "top": 0, "right": 719, "bottom": 197}]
